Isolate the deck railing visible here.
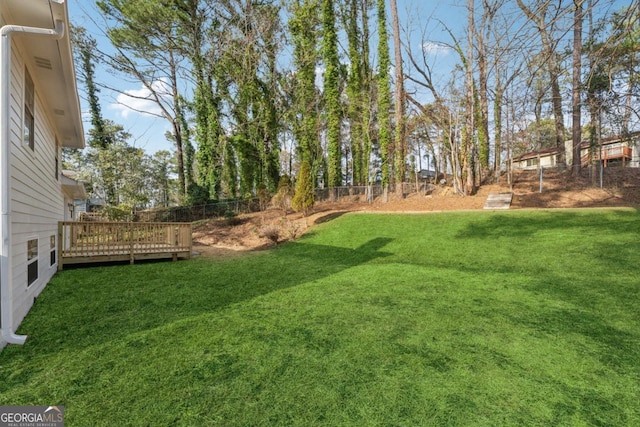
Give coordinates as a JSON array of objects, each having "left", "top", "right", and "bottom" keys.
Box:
[
  {"left": 58, "top": 221, "right": 192, "bottom": 270},
  {"left": 581, "top": 146, "right": 632, "bottom": 165}
]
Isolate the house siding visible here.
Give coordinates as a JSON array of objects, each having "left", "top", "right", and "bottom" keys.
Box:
[
  {"left": 7, "top": 41, "right": 64, "bottom": 330},
  {"left": 513, "top": 154, "right": 558, "bottom": 170},
  {"left": 631, "top": 136, "right": 639, "bottom": 168}
]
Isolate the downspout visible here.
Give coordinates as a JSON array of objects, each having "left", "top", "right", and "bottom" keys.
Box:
[{"left": 1, "top": 19, "right": 65, "bottom": 346}]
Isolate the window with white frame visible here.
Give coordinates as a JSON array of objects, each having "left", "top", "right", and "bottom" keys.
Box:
[
  {"left": 24, "top": 69, "right": 35, "bottom": 151},
  {"left": 27, "top": 238, "right": 38, "bottom": 286},
  {"left": 50, "top": 235, "right": 56, "bottom": 267}
]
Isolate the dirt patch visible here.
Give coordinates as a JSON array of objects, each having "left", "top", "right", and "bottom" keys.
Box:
[{"left": 192, "top": 168, "right": 640, "bottom": 258}]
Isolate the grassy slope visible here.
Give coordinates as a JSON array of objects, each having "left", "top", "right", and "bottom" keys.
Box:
[{"left": 1, "top": 209, "right": 639, "bottom": 426}]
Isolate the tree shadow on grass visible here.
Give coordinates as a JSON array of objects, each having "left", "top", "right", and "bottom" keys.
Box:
[
  {"left": 5, "top": 237, "right": 394, "bottom": 359},
  {"left": 313, "top": 211, "right": 349, "bottom": 224},
  {"left": 456, "top": 209, "right": 639, "bottom": 240}
]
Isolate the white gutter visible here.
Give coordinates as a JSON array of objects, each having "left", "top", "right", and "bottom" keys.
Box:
[{"left": 1, "top": 18, "right": 65, "bottom": 346}]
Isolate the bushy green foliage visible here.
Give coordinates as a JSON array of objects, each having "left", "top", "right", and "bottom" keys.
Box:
[
  {"left": 185, "top": 183, "right": 210, "bottom": 206},
  {"left": 288, "top": 0, "right": 321, "bottom": 166},
  {"left": 322, "top": 0, "right": 342, "bottom": 188},
  {"left": 291, "top": 161, "right": 314, "bottom": 215}
]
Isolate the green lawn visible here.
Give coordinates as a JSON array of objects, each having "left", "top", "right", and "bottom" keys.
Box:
[{"left": 1, "top": 209, "right": 639, "bottom": 426}]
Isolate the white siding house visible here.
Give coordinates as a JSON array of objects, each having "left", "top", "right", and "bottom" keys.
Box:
[
  {"left": 1, "top": 0, "right": 84, "bottom": 349},
  {"left": 512, "top": 147, "right": 560, "bottom": 170}
]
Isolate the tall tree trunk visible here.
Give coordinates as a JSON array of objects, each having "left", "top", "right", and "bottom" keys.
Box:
[
  {"left": 477, "top": 0, "right": 492, "bottom": 173},
  {"left": 361, "top": 0, "right": 373, "bottom": 184},
  {"left": 572, "top": 0, "right": 584, "bottom": 175},
  {"left": 323, "top": 0, "right": 342, "bottom": 187},
  {"left": 289, "top": 0, "right": 321, "bottom": 181},
  {"left": 494, "top": 79, "right": 503, "bottom": 180},
  {"left": 376, "top": 0, "right": 393, "bottom": 193},
  {"left": 464, "top": 0, "right": 476, "bottom": 195},
  {"left": 168, "top": 50, "right": 186, "bottom": 197},
  {"left": 390, "top": 0, "right": 406, "bottom": 185},
  {"left": 345, "top": 0, "right": 364, "bottom": 185}
]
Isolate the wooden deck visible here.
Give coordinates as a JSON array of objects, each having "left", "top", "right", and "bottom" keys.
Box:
[
  {"left": 581, "top": 146, "right": 632, "bottom": 167},
  {"left": 58, "top": 221, "right": 192, "bottom": 270}
]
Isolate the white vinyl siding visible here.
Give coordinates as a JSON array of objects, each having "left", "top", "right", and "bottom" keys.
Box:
[
  {"left": 23, "top": 68, "right": 34, "bottom": 150},
  {"left": 8, "top": 45, "right": 64, "bottom": 328}
]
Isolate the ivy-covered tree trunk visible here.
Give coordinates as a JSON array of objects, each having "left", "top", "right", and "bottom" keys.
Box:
[
  {"left": 260, "top": 10, "right": 282, "bottom": 193},
  {"left": 194, "top": 78, "right": 223, "bottom": 200},
  {"left": 377, "top": 0, "right": 392, "bottom": 192},
  {"left": 344, "top": 0, "right": 364, "bottom": 185},
  {"left": 322, "top": 0, "right": 342, "bottom": 188},
  {"left": 360, "top": 0, "right": 373, "bottom": 185},
  {"left": 289, "top": 0, "right": 321, "bottom": 180}
]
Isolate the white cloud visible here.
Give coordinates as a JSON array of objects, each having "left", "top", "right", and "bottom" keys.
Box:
[
  {"left": 422, "top": 41, "right": 451, "bottom": 56},
  {"left": 111, "top": 79, "right": 172, "bottom": 119}
]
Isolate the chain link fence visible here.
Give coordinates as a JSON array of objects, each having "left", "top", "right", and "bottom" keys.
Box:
[
  {"left": 135, "top": 199, "right": 261, "bottom": 223},
  {"left": 314, "top": 182, "right": 435, "bottom": 203},
  {"left": 134, "top": 181, "right": 438, "bottom": 223}
]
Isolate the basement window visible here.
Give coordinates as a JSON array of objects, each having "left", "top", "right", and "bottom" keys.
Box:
[
  {"left": 24, "top": 69, "right": 35, "bottom": 151},
  {"left": 50, "top": 235, "right": 56, "bottom": 267},
  {"left": 27, "top": 238, "right": 38, "bottom": 286}
]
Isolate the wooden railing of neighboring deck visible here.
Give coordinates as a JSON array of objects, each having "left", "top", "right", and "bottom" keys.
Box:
[
  {"left": 58, "top": 221, "right": 192, "bottom": 270},
  {"left": 580, "top": 146, "right": 632, "bottom": 166}
]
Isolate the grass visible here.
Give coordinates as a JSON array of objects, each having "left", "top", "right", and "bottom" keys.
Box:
[{"left": 1, "top": 208, "right": 639, "bottom": 426}]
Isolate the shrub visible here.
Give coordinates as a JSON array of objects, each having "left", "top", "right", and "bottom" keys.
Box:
[
  {"left": 272, "top": 176, "right": 294, "bottom": 215},
  {"left": 260, "top": 226, "right": 280, "bottom": 244},
  {"left": 186, "top": 183, "right": 210, "bottom": 206},
  {"left": 257, "top": 183, "right": 270, "bottom": 211},
  {"left": 223, "top": 210, "right": 241, "bottom": 226},
  {"left": 291, "top": 161, "right": 314, "bottom": 216}
]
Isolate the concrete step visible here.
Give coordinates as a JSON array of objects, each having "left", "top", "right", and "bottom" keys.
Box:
[{"left": 484, "top": 192, "right": 513, "bottom": 210}]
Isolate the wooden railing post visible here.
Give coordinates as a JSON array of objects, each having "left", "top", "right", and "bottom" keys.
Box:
[
  {"left": 57, "top": 222, "right": 64, "bottom": 271},
  {"left": 129, "top": 222, "right": 135, "bottom": 264}
]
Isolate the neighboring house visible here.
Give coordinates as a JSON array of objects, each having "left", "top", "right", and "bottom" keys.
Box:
[
  {"left": 511, "top": 147, "right": 561, "bottom": 170},
  {"left": 61, "top": 170, "right": 87, "bottom": 220},
  {"left": 1, "top": 0, "right": 84, "bottom": 349},
  {"left": 571, "top": 133, "right": 640, "bottom": 169},
  {"left": 512, "top": 133, "right": 640, "bottom": 170}
]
